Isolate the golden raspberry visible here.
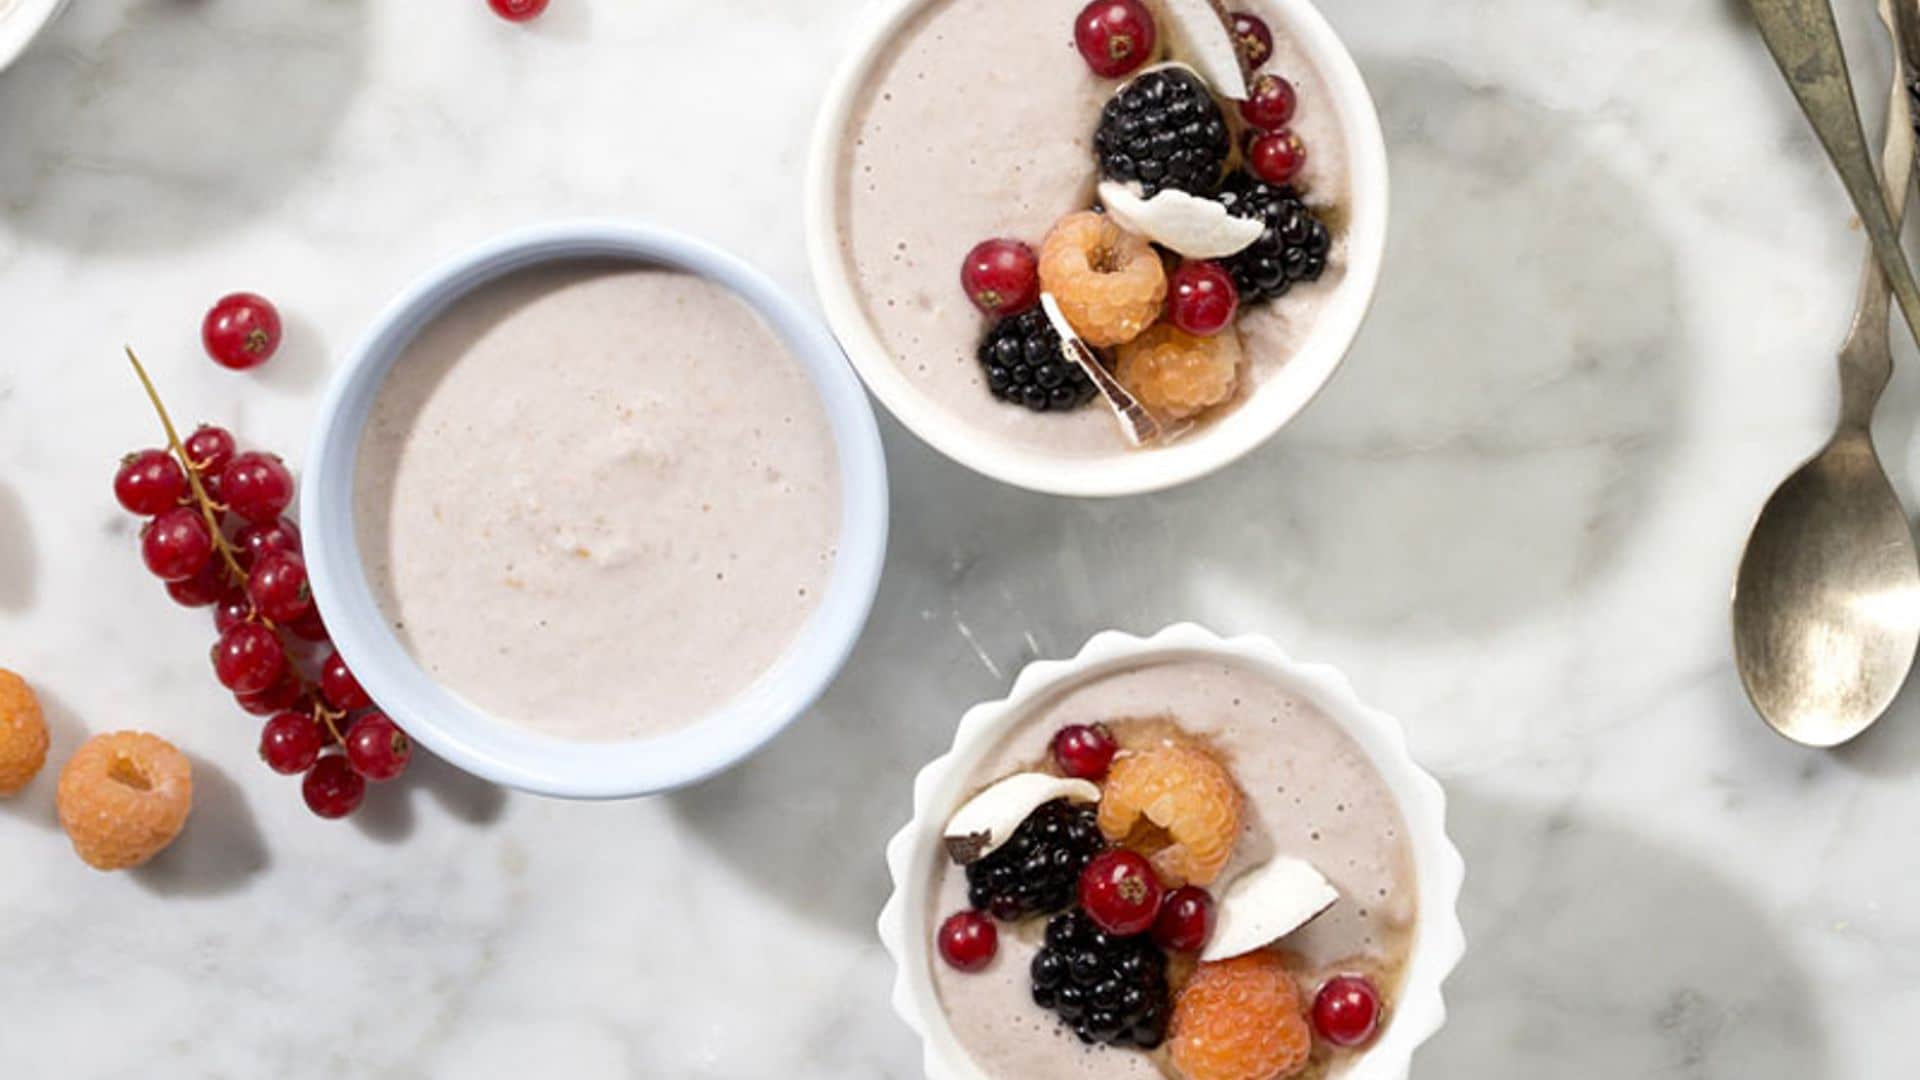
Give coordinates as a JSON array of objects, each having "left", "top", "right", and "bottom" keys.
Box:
[
  {"left": 57, "top": 732, "right": 194, "bottom": 871},
  {"left": 0, "top": 669, "right": 49, "bottom": 796},
  {"left": 1170, "top": 953, "right": 1314, "bottom": 1080},
  {"left": 1113, "top": 322, "right": 1243, "bottom": 420},
  {"left": 1038, "top": 210, "right": 1167, "bottom": 347},
  {"left": 1098, "top": 733, "right": 1244, "bottom": 886}
]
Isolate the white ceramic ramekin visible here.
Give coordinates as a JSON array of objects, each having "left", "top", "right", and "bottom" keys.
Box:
[
  {"left": 805, "top": 0, "right": 1389, "bottom": 497},
  {"left": 879, "top": 624, "right": 1464, "bottom": 1079},
  {"left": 0, "top": 0, "right": 69, "bottom": 76},
  {"left": 302, "top": 222, "right": 890, "bottom": 799}
]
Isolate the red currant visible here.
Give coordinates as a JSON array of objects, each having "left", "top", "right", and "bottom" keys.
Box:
[
  {"left": 1231, "top": 11, "right": 1274, "bottom": 69},
  {"left": 1248, "top": 129, "right": 1308, "bottom": 185},
  {"left": 235, "top": 675, "right": 305, "bottom": 717},
  {"left": 210, "top": 621, "right": 287, "bottom": 695},
  {"left": 1239, "top": 73, "right": 1297, "bottom": 131},
  {"left": 220, "top": 452, "right": 295, "bottom": 524},
  {"left": 960, "top": 239, "right": 1041, "bottom": 318},
  {"left": 345, "top": 712, "right": 411, "bottom": 781},
  {"left": 114, "top": 449, "right": 186, "bottom": 516},
  {"left": 1313, "top": 975, "right": 1383, "bottom": 1048},
  {"left": 165, "top": 563, "right": 228, "bottom": 608},
  {"left": 260, "top": 712, "right": 325, "bottom": 775},
  {"left": 141, "top": 508, "right": 214, "bottom": 582},
  {"left": 1051, "top": 723, "right": 1118, "bottom": 781},
  {"left": 937, "top": 910, "right": 998, "bottom": 972},
  {"left": 247, "top": 550, "right": 313, "bottom": 624},
  {"left": 302, "top": 755, "right": 366, "bottom": 819},
  {"left": 488, "top": 0, "right": 549, "bottom": 20},
  {"left": 1078, "top": 849, "right": 1165, "bottom": 936},
  {"left": 1074, "top": 0, "right": 1157, "bottom": 79},
  {"left": 1167, "top": 260, "right": 1240, "bottom": 337},
  {"left": 234, "top": 517, "right": 301, "bottom": 568},
  {"left": 319, "top": 650, "right": 372, "bottom": 712},
  {"left": 286, "top": 608, "right": 331, "bottom": 643},
  {"left": 213, "top": 590, "right": 254, "bottom": 635},
  {"left": 1152, "top": 885, "right": 1215, "bottom": 952},
  {"left": 202, "top": 293, "right": 283, "bottom": 371},
  {"left": 183, "top": 424, "right": 236, "bottom": 476}
]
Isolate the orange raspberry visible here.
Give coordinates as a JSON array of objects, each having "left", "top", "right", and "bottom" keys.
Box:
[
  {"left": 1113, "top": 322, "right": 1243, "bottom": 420},
  {"left": 1170, "top": 953, "right": 1314, "bottom": 1080},
  {"left": 57, "top": 732, "right": 194, "bottom": 871},
  {"left": 1098, "top": 735, "right": 1244, "bottom": 886},
  {"left": 1038, "top": 210, "right": 1167, "bottom": 347},
  {"left": 0, "top": 669, "right": 49, "bottom": 797}
]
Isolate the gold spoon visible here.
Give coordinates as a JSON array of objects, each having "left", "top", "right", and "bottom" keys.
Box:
[{"left": 1734, "top": 1, "right": 1920, "bottom": 747}]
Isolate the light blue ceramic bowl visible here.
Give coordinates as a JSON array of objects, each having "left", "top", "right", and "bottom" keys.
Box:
[{"left": 302, "top": 222, "right": 889, "bottom": 799}]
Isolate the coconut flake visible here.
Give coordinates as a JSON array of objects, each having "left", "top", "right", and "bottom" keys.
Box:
[
  {"left": 942, "top": 773, "right": 1101, "bottom": 865},
  {"left": 1200, "top": 855, "right": 1341, "bottom": 962},
  {"left": 1041, "top": 293, "right": 1191, "bottom": 447},
  {"left": 1152, "top": 0, "right": 1251, "bottom": 99},
  {"left": 1099, "top": 180, "right": 1263, "bottom": 259}
]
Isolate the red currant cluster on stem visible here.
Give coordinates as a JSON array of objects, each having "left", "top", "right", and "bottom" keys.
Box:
[{"left": 116, "top": 349, "right": 412, "bottom": 820}]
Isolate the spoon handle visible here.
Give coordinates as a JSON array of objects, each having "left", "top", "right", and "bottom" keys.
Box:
[{"left": 1749, "top": 0, "right": 1920, "bottom": 358}]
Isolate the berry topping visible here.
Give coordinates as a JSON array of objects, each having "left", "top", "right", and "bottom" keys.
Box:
[
  {"left": 260, "top": 712, "right": 325, "bottom": 776},
  {"left": 961, "top": 238, "right": 1042, "bottom": 318},
  {"left": 1074, "top": 0, "right": 1158, "bottom": 79},
  {"left": 344, "top": 712, "right": 411, "bottom": 782},
  {"left": 1080, "top": 848, "right": 1167, "bottom": 936},
  {"left": 140, "top": 507, "right": 214, "bottom": 582},
  {"left": 183, "top": 424, "right": 236, "bottom": 478},
  {"left": 211, "top": 622, "right": 287, "bottom": 695},
  {"left": 246, "top": 550, "right": 313, "bottom": 625},
  {"left": 219, "top": 452, "right": 295, "bottom": 524},
  {"left": 1230, "top": 11, "right": 1274, "bottom": 69},
  {"left": 938, "top": 910, "right": 999, "bottom": 972},
  {"left": 1216, "top": 172, "right": 1331, "bottom": 304},
  {"left": 202, "top": 292, "right": 282, "bottom": 371},
  {"left": 1239, "top": 73, "right": 1297, "bottom": 131},
  {"left": 319, "top": 650, "right": 373, "bottom": 712},
  {"left": 1170, "top": 953, "right": 1313, "bottom": 1080},
  {"left": 1098, "top": 734, "right": 1244, "bottom": 886},
  {"left": 114, "top": 449, "right": 187, "bottom": 516},
  {"left": 488, "top": 0, "right": 549, "bottom": 20},
  {"left": 1031, "top": 909, "right": 1171, "bottom": 1048},
  {"left": 1114, "top": 321, "right": 1243, "bottom": 420},
  {"left": 1039, "top": 210, "right": 1168, "bottom": 348},
  {"left": 0, "top": 669, "right": 49, "bottom": 798},
  {"left": 966, "top": 798, "right": 1107, "bottom": 920},
  {"left": 976, "top": 308, "right": 1097, "bottom": 414},
  {"left": 1247, "top": 128, "right": 1307, "bottom": 186},
  {"left": 1154, "top": 885, "right": 1216, "bottom": 952},
  {"left": 302, "top": 755, "right": 366, "bottom": 819},
  {"left": 55, "top": 732, "right": 194, "bottom": 871},
  {"left": 1051, "top": 723, "right": 1118, "bottom": 781},
  {"left": 1167, "top": 260, "right": 1240, "bottom": 337},
  {"left": 1095, "top": 68, "right": 1232, "bottom": 198},
  {"left": 1313, "top": 974, "right": 1383, "bottom": 1048}
]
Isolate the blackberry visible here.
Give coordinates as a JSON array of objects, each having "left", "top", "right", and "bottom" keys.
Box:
[
  {"left": 966, "top": 799, "right": 1105, "bottom": 920},
  {"left": 1216, "top": 171, "right": 1333, "bottom": 304},
  {"left": 976, "top": 309, "right": 1096, "bottom": 414},
  {"left": 1094, "top": 67, "right": 1231, "bottom": 197},
  {"left": 1029, "top": 909, "right": 1171, "bottom": 1049}
]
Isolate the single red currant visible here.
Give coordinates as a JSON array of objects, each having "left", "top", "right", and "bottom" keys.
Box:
[
  {"left": 164, "top": 563, "right": 228, "bottom": 608},
  {"left": 1079, "top": 849, "right": 1165, "bottom": 936},
  {"left": 1239, "top": 73, "right": 1297, "bottom": 131},
  {"left": 1051, "top": 723, "right": 1118, "bottom": 781},
  {"left": 345, "top": 712, "right": 411, "bottom": 782},
  {"left": 1167, "top": 260, "right": 1240, "bottom": 337},
  {"left": 140, "top": 508, "right": 214, "bottom": 582},
  {"left": 235, "top": 675, "right": 305, "bottom": 717},
  {"left": 1313, "top": 975, "right": 1384, "bottom": 1048},
  {"left": 1248, "top": 129, "right": 1308, "bottom": 185},
  {"left": 1074, "top": 0, "right": 1157, "bottom": 79},
  {"left": 210, "top": 621, "right": 287, "bottom": 695},
  {"left": 302, "top": 755, "right": 366, "bottom": 819},
  {"left": 114, "top": 449, "right": 187, "bottom": 516},
  {"left": 488, "top": 0, "right": 549, "bottom": 20},
  {"left": 220, "top": 452, "right": 295, "bottom": 524},
  {"left": 247, "top": 550, "right": 313, "bottom": 624},
  {"left": 937, "top": 910, "right": 999, "bottom": 972},
  {"left": 319, "top": 650, "right": 372, "bottom": 712},
  {"left": 1231, "top": 11, "right": 1274, "bottom": 68},
  {"left": 285, "top": 608, "right": 331, "bottom": 643},
  {"left": 234, "top": 517, "right": 301, "bottom": 568},
  {"left": 260, "top": 712, "right": 325, "bottom": 775},
  {"left": 202, "top": 293, "right": 283, "bottom": 371},
  {"left": 183, "top": 424, "right": 236, "bottom": 477},
  {"left": 213, "top": 590, "right": 254, "bottom": 635},
  {"left": 960, "top": 238, "right": 1042, "bottom": 318},
  {"left": 1152, "top": 885, "right": 1215, "bottom": 952}
]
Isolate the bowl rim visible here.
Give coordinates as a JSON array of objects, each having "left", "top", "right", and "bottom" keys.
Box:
[
  {"left": 877, "top": 623, "right": 1466, "bottom": 1079},
  {"left": 803, "top": 0, "right": 1390, "bottom": 498},
  {"left": 301, "top": 220, "right": 890, "bottom": 799},
  {"left": 0, "top": 0, "right": 69, "bottom": 76}
]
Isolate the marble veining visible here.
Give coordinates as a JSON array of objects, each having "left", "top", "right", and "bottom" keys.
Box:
[{"left": 2, "top": 0, "right": 1918, "bottom": 1076}]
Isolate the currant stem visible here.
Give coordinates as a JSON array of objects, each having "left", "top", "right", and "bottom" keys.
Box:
[{"left": 125, "top": 347, "right": 247, "bottom": 583}]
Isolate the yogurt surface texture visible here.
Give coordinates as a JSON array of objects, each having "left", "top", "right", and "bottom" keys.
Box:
[{"left": 354, "top": 262, "right": 842, "bottom": 743}]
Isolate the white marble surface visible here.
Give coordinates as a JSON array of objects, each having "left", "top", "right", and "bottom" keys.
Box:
[{"left": 1, "top": 0, "right": 1918, "bottom": 1076}]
